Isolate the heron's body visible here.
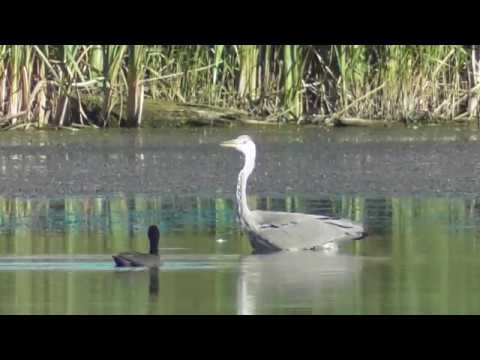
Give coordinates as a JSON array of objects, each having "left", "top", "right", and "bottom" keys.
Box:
[
  {"left": 247, "top": 210, "right": 365, "bottom": 253},
  {"left": 113, "top": 225, "right": 161, "bottom": 267},
  {"left": 221, "top": 135, "right": 366, "bottom": 254}
]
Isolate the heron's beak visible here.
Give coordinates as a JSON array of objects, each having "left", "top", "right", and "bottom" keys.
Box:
[{"left": 220, "top": 139, "right": 238, "bottom": 148}]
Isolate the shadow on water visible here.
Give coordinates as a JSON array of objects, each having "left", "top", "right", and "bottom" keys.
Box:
[
  {"left": 148, "top": 268, "right": 159, "bottom": 298},
  {"left": 112, "top": 267, "right": 160, "bottom": 301}
]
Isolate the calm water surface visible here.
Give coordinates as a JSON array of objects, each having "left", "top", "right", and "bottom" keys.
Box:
[{"left": 1, "top": 126, "right": 480, "bottom": 314}]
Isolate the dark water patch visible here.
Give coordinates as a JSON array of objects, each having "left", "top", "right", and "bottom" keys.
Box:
[{"left": 1, "top": 127, "right": 480, "bottom": 199}]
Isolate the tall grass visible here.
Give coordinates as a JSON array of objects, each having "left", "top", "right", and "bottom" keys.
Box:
[
  {"left": 0, "top": 45, "right": 478, "bottom": 130},
  {"left": 101, "top": 45, "right": 127, "bottom": 127},
  {"left": 126, "top": 45, "right": 145, "bottom": 127}
]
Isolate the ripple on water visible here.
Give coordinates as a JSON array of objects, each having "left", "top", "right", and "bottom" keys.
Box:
[{"left": 0, "top": 254, "right": 241, "bottom": 272}]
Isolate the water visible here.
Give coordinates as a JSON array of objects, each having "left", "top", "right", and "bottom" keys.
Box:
[{"left": 1, "top": 126, "right": 480, "bottom": 314}]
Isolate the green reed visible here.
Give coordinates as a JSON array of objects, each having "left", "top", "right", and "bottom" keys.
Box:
[{"left": 0, "top": 45, "right": 478, "bottom": 129}]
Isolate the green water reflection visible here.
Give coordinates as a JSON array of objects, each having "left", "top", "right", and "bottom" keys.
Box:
[{"left": 1, "top": 193, "right": 480, "bottom": 314}]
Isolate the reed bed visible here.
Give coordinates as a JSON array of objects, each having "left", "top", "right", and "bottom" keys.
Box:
[{"left": 0, "top": 45, "right": 478, "bottom": 130}]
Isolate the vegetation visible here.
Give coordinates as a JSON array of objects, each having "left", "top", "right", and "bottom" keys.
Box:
[{"left": 0, "top": 45, "right": 479, "bottom": 130}]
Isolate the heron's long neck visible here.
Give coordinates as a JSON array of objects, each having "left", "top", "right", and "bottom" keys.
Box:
[{"left": 237, "top": 149, "right": 255, "bottom": 227}]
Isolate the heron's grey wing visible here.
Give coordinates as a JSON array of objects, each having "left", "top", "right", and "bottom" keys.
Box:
[{"left": 251, "top": 210, "right": 365, "bottom": 250}]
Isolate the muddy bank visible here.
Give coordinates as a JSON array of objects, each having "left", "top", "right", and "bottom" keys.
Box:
[
  {"left": 82, "top": 98, "right": 480, "bottom": 129},
  {"left": 81, "top": 97, "right": 270, "bottom": 128},
  {"left": 3, "top": 96, "right": 478, "bottom": 130},
  {"left": 118, "top": 100, "right": 480, "bottom": 128}
]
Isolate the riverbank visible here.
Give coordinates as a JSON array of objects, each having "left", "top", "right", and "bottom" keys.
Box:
[
  {"left": 84, "top": 97, "right": 480, "bottom": 129},
  {"left": 2, "top": 98, "right": 479, "bottom": 131}
]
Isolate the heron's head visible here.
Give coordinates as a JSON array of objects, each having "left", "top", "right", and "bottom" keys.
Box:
[{"left": 220, "top": 135, "right": 256, "bottom": 156}]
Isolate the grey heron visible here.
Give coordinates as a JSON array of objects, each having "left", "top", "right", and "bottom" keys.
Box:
[
  {"left": 113, "top": 225, "right": 161, "bottom": 267},
  {"left": 221, "top": 135, "right": 366, "bottom": 254}
]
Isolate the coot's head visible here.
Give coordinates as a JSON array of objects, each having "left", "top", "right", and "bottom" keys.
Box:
[{"left": 148, "top": 225, "right": 160, "bottom": 255}]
